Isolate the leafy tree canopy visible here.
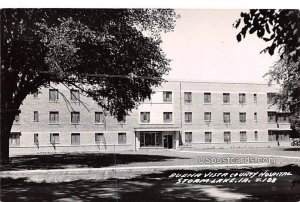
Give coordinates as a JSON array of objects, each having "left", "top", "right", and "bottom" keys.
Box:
[
  {"left": 0, "top": 9, "right": 177, "bottom": 164},
  {"left": 266, "top": 58, "right": 300, "bottom": 134},
  {"left": 234, "top": 9, "right": 300, "bottom": 136},
  {"left": 1, "top": 9, "right": 178, "bottom": 120},
  {"left": 234, "top": 9, "right": 299, "bottom": 64}
]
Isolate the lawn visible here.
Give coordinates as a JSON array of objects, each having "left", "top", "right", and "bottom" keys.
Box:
[{"left": 0, "top": 152, "right": 187, "bottom": 171}]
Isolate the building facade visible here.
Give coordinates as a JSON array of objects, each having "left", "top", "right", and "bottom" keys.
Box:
[{"left": 9, "top": 81, "right": 291, "bottom": 155}]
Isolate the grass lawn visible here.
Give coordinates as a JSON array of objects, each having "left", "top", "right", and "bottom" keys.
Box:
[{"left": 0, "top": 152, "right": 187, "bottom": 171}]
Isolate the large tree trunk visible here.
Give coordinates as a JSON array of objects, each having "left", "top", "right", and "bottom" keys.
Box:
[
  {"left": 1, "top": 109, "right": 15, "bottom": 165},
  {"left": 1, "top": 72, "right": 31, "bottom": 165}
]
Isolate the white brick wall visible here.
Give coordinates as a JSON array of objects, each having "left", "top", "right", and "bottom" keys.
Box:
[{"left": 10, "top": 81, "right": 290, "bottom": 154}]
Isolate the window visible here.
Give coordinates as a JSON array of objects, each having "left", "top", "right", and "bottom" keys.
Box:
[
  {"left": 185, "top": 132, "right": 192, "bottom": 144},
  {"left": 204, "top": 93, "right": 211, "bottom": 103},
  {"left": 185, "top": 112, "right": 192, "bottom": 123},
  {"left": 140, "top": 112, "right": 150, "bottom": 123},
  {"left": 254, "top": 112, "right": 258, "bottom": 122},
  {"left": 253, "top": 94, "right": 257, "bottom": 102},
  {"left": 205, "top": 132, "right": 212, "bottom": 143},
  {"left": 277, "top": 113, "right": 289, "bottom": 123},
  {"left": 34, "top": 111, "right": 39, "bottom": 122},
  {"left": 140, "top": 132, "right": 162, "bottom": 147},
  {"left": 71, "top": 112, "right": 80, "bottom": 124},
  {"left": 163, "top": 112, "right": 173, "bottom": 123},
  {"left": 267, "top": 93, "right": 275, "bottom": 104},
  {"left": 70, "top": 89, "right": 80, "bottom": 102},
  {"left": 34, "top": 133, "right": 39, "bottom": 144},
  {"left": 184, "top": 92, "right": 192, "bottom": 104},
  {"left": 14, "top": 112, "right": 20, "bottom": 123},
  {"left": 163, "top": 91, "right": 172, "bottom": 102},
  {"left": 268, "top": 132, "right": 277, "bottom": 141},
  {"left": 118, "top": 133, "right": 126, "bottom": 144},
  {"left": 204, "top": 112, "right": 211, "bottom": 122},
  {"left": 223, "top": 93, "right": 230, "bottom": 104},
  {"left": 50, "top": 133, "right": 59, "bottom": 143},
  {"left": 9, "top": 133, "right": 20, "bottom": 146},
  {"left": 95, "top": 133, "right": 104, "bottom": 143},
  {"left": 49, "top": 89, "right": 59, "bottom": 101},
  {"left": 49, "top": 111, "right": 59, "bottom": 123},
  {"left": 240, "top": 131, "right": 247, "bottom": 142},
  {"left": 224, "top": 132, "right": 231, "bottom": 143},
  {"left": 223, "top": 112, "right": 230, "bottom": 123},
  {"left": 268, "top": 112, "right": 277, "bottom": 123},
  {"left": 118, "top": 117, "right": 126, "bottom": 124},
  {"left": 95, "top": 112, "right": 104, "bottom": 123},
  {"left": 71, "top": 133, "right": 80, "bottom": 145},
  {"left": 239, "top": 112, "right": 246, "bottom": 123},
  {"left": 239, "top": 93, "right": 246, "bottom": 104},
  {"left": 33, "top": 92, "right": 38, "bottom": 98},
  {"left": 255, "top": 131, "right": 258, "bottom": 141},
  {"left": 268, "top": 131, "right": 290, "bottom": 141}
]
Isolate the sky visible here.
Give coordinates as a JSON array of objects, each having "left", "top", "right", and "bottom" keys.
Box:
[
  {"left": 161, "top": 9, "right": 279, "bottom": 83},
  {"left": 1, "top": 3, "right": 291, "bottom": 83}
]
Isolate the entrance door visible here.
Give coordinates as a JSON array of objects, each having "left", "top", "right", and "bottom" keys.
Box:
[{"left": 163, "top": 135, "right": 173, "bottom": 149}]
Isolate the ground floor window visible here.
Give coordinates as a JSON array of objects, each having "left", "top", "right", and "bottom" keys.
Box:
[
  {"left": 240, "top": 131, "right": 247, "bottom": 142},
  {"left": 224, "top": 131, "right": 231, "bottom": 143},
  {"left": 268, "top": 134, "right": 277, "bottom": 141},
  {"left": 95, "top": 133, "right": 105, "bottom": 143},
  {"left": 9, "top": 133, "right": 20, "bottom": 146},
  {"left": 268, "top": 131, "right": 290, "bottom": 141},
  {"left": 185, "top": 132, "right": 192, "bottom": 144},
  {"left": 71, "top": 133, "right": 80, "bottom": 145},
  {"left": 205, "top": 132, "right": 212, "bottom": 143},
  {"left": 50, "top": 133, "right": 59, "bottom": 143},
  {"left": 118, "top": 133, "right": 126, "bottom": 144},
  {"left": 34, "top": 133, "right": 39, "bottom": 144},
  {"left": 140, "top": 132, "right": 162, "bottom": 147}
]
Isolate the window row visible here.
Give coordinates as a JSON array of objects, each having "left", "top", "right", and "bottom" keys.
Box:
[
  {"left": 183, "top": 112, "right": 258, "bottom": 123},
  {"left": 39, "top": 89, "right": 174, "bottom": 103},
  {"left": 10, "top": 132, "right": 127, "bottom": 146},
  {"left": 267, "top": 112, "right": 289, "bottom": 123},
  {"left": 14, "top": 111, "right": 289, "bottom": 124},
  {"left": 140, "top": 112, "right": 173, "bottom": 123},
  {"left": 184, "top": 131, "right": 259, "bottom": 144},
  {"left": 183, "top": 92, "right": 277, "bottom": 104},
  {"left": 185, "top": 92, "right": 248, "bottom": 104},
  {"left": 15, "top": 111, "right": 124, "bottom": 124},
  {"left": 33, "top": 89, "right": 80, "bottom": 102},
  {"left": 35, "top": 90, "right": 277, "bottom": 105}
]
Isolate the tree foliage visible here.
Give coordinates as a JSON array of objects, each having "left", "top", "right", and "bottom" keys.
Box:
[
  {"left": 234, "top": 9, "right": 300, "bottom": 135},
  {"left": 234, "top": 9, "right": 300, "bottom": 64},
  {"left": 0, "top": 9, "right": 178, "bottom": 163},
  {"left": 1, "top": 9, "right": 177, "bottom": 119},
  {"left": 265, "top": 58, "right": 300, "bottom": 135}
]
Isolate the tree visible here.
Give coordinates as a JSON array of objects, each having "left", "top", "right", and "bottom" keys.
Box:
[
  {"left": 234, "top": 9, "right": 299, "bottom": 64},
  {"left": 0, "top": 9, "right": 178, "bottom": 164},
  {"left": 234, "top": 9, "right": 300, "bottom": 136},
  {"left": 265, "top": 58, "right": 300, "bottom": 137}
]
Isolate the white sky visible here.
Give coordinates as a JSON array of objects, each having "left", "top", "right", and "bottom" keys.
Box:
[
  {"left": 2, "top": 1, "right": 297, "bottom": 83},
  {"left": 161, "top": 9, "right": 278, "bottom": 83}
]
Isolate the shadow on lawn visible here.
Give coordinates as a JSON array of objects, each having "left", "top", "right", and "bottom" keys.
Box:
[
  {"left": 1, "top": 153, "right": 187, "bottom": 171},
  {"left": 1, "top": 165, "right": 300, "bottom": 202}
]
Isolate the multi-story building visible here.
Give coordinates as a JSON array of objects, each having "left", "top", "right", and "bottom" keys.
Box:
[{"left": 9, "top": 80, "right": 291, "bottom": 154}]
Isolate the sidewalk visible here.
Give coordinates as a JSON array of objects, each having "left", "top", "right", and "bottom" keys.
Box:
[
  {"left": 2, "top": 148, "right": 300, "bottom": 182},
  {"left": 0, "top": 162, "right": 270, "bottom": 183}
]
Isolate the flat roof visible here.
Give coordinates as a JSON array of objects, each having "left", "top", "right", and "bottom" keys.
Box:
[{"left": 163, "top": 79, "right": 272, "bottom": 86}]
